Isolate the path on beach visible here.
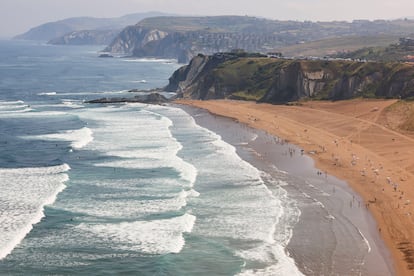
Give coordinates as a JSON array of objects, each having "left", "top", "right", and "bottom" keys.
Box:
[{"left": 176, "top": 98, "right": 414, "bottom": 276}]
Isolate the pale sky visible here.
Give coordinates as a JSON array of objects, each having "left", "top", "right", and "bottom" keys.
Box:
[{"left": 1, "top": 0, "right": 413, "bottom": 38}]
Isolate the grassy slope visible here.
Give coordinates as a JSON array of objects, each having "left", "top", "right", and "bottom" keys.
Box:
[
  {"left": 213, "top": 58, "right": 294, "bottom": 100},
  {"left": 277, "top": 35, "right": 401, "bottom": 57},
  {"left": 136, "top": 16, "right": 271, "bottom": 32}
]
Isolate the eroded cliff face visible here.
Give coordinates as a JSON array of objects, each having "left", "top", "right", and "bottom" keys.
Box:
[
  {"left": 164, "top": 53, "right": 243, "bottom": 99},
  {"left": 104, "top": 26, "right": 168, "bottom": 55},
  {"left": 165, "top": 54, "right": 414, "bottom": 102},
  {"left": 104, "top": 26, "right": 196, "bottom": 62}
]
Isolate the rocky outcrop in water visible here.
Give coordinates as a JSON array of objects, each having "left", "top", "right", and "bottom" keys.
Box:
[
  {"left": 86, "top": 93, "right": 169, "bottom": 104},
  {"left": 164, "top": 53, "right": 414, "bottom": 102}
]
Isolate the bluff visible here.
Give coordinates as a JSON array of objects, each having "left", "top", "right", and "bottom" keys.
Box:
[
  {"left": 164, "top": 53, "right": 414, "bottom": 103},
  {"left": 105, "top": 16, "right": 414, "bottom": 63}
]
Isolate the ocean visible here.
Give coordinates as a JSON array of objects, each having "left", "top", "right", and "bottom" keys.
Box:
[{"left": 0, "top": 40, "right": 393, "bottom": 275}]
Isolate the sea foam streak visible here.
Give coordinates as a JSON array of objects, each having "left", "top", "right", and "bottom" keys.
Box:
[
  {"left": 0, "top": 164, "right": 70, "bottom": 260},
  {"left": 149, "top": 105, "right": 303, "bottom": 275},
  {"left": 21, "top": 127, "right": 93, "bottom": 149},
  {"left": 0, "top": 100, "right": 32, "bottom": 113},
  {"left": 37, "top": 92, "right": 57, "bottom": 96},
  {"left": 79, "top": 105, "right": 198, "bottom": 187},
  {"left": 60, "top": 105, "right": 198, "bottom": 254},
  {"left": 77, "top": 213, "right": 196, "bottom": 254}
]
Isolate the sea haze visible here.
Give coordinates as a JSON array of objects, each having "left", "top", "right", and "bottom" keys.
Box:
[{"left": 0, "top": 40, "right": 391, "bottom": 275}]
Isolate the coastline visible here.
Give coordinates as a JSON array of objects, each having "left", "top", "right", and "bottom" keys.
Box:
[{"left": 175, "top": 99, "right": 414, "bottom": 275}]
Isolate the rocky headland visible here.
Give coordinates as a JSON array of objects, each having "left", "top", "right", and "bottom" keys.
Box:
[
  {"left": 165, "top": 52, "right": 414, "bottom": 102},
  {"left": 104, "top": 16, "right": 414, "bottom": 63}
]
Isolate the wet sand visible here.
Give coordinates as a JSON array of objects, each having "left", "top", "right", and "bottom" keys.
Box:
[
  {"left": 176, "top": 99, "right": 414, "bottom": 275},
  {"left": 177, "top": 103, "right": 395, "bottom": 275}
]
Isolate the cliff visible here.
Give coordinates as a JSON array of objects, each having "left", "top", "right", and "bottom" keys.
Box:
[
  {"left": 164, "top": 53, "right": 414, "bottom": 103},
  {"left": 104, "top": 16, "right": 414, "bottom": 63}
]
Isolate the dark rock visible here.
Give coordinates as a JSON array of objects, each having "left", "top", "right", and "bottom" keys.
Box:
[
  {"left": 86, "top": 93, "right": 169, "bottom": 104},
  {"left": 98, "top": 53, "right": 114, "bottom": 58}
]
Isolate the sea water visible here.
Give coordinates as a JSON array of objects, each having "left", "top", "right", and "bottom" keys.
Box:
[
  {"left": 0, "top": 40, "right": 392, "bottom": 275},
  {"left": 0, "top": 40, "right": 303, "bottom": 275}
]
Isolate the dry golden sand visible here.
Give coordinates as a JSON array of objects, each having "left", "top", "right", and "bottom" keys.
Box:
[{"left": 176, "top": 98, "right": 414, "bottom": 276}]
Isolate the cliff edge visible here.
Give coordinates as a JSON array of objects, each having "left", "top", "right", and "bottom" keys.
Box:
[{"left": 165, "top": 53, "right": 414, "bottom": 103}]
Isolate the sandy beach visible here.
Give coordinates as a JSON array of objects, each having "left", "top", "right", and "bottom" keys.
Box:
[{"left": 176, "top": 99, "right": 414, "bottom": 275}]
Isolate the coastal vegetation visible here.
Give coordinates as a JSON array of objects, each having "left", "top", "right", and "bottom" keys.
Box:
[
  {"left": 165, "top": 53, "right": 414, "bottom": 103},
  {"left": 105, "top": 16, "right": 414, "bottom": 62},
  {"left": 277, "top": 35, "right": 402, "bottom": 57}
]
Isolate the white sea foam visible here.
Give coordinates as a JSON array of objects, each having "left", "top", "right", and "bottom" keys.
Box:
[
  {"left": 76, "top": 213, "right": 196, "bottom": 254},
  {"left": 148, "top": 105, "right": 302, "bottom": 274},
  {"left": 325, "top": 215, "right": 336, "bottom": 220},
  {"left": 58, "top": 105, "right": 199, "bottom": 222},
  {"left": 0, "top": 109, "right": 67, "bottom": 118},
  {"left": 59, "top": 103, "right": 299, "bottom": 271},
  {"left": 0, "top": 107, "right": 33, "bottom": 113},
  {"left": 62, "top": 189, "right": 190, "bottom": 219},
  {"left": 131, "top": 79, "right": 147, "bottom": 83},
  {"left": 0, "top": 164, "right": 70, "bottom": 260},
  {"left": 0, "top": 100, "right": 25, "bottom": 105},
  {"left": 236, "top": 244, "right": 304, "bottom": 276},
  {"left": 84, "top": 106, "right": 198, "bottom": 186},
  {"left": 0, "top": 100, "right": 32, "bottom": 113},
  {"left": 358, "top": 228, "right": 372, "bottom": 253},
  {"left": 37, "top": 92, "right": 57, "bottom": 96},
  {"left": 61, "top": 100, "right": 84, "bottom": 109},
  {"left": 22, "top": 127, "right": 93, "bottom": 149}
]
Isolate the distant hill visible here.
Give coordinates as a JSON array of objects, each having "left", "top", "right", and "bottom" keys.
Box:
[
  {"left": 105, "top": 16, "right": 414, "bottom": 62},
  {"left": 14, "top": 12, "right": 171, "bottom": 42}
]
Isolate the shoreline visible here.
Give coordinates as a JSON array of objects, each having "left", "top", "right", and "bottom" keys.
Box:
[
  {"left": 177, "top": 102, "right": 394, "bottom": 275},
  {"left": 176, "top": 99, "right": 414, "bottom": 275}
]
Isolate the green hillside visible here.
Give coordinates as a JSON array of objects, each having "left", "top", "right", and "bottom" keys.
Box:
[{"left": 166, "top": 53, "right": 414, "bottom": 102}]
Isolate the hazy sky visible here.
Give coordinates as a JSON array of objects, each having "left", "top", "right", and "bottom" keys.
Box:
[{"left": 1, "top": 0, "right": 413, "bottom": 37}]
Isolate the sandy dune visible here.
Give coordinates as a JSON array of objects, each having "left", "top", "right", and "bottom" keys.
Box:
[{"left": 176, "top": 99, "right": 414, "bottom": 275}]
